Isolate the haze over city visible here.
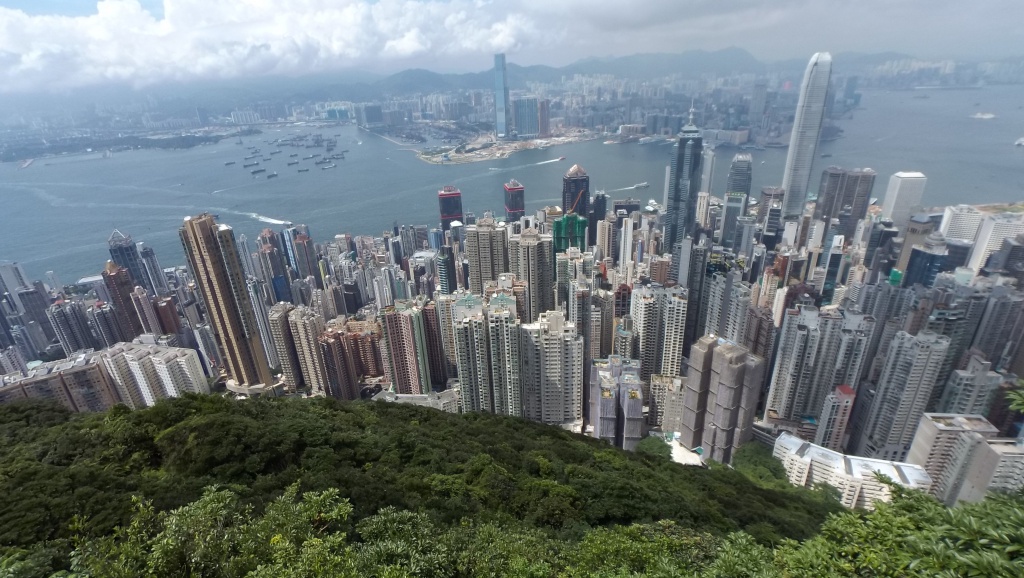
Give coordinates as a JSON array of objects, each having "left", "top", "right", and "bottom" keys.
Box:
[{"left": 2, "top": 0, "right": 1023, "bottom": 93}]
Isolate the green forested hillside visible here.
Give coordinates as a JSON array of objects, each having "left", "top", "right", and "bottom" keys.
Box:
[{"left": 4, "top": 396, "right": 1021, "bottom": 577}]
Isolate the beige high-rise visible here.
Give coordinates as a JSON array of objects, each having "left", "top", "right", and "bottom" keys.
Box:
[{"left": 180, "top": 213, "right": 272, "bottom": 388}]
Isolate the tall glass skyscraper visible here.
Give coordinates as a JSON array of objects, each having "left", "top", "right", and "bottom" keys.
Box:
[
  {"left": 664, "top": 108, "right": 703, "bottom": 251},
  {"left": 494, "top": 53, "right": 510, "bottom": 138},
  {"left": 781, "top": 52, "right": 832, "bottom": 221}
]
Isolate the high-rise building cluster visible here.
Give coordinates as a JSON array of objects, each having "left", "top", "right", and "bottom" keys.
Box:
[{"left": 4, "top": 51, "right": 1024, "bottom": 512}]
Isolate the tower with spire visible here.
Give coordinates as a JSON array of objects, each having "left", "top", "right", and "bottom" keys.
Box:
[{"left": 664, "top": 104, "right": 703, "bottom": 251}]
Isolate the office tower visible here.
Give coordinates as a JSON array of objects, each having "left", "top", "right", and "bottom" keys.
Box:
[
  {"left": 180, "top": 214, "right": 273, "bottom": 388},
  {"left": 701, "top": 339, "right": 765, "bottom": 463},
  {"left": 695, "top": 191, "right": 711, "bottom": 230},
  {"left": 555, "top": 248, "right": 594, "bottom": 308},
  {"left": 86, "top": 303, "right": 123, "bottom": 349},
  {"left": 562, "top": 164, "right": 590, "bottom": 216},
  {"left": 438, "top": 185, "right": 464, "bottom": 231},
  {"left": 464, "top": 216, "right": 509, "bottom": 295},
  {"left": 588, "top": 192, "right": 608, "bottom": 247},
  {"left": 521, "top": 311, "right": 584, "bottom": 429},
  {"left": 268, "top": 302, "right": 300, "bottom": 388},
  {"left": 46, "top": 301, "right": 95, "bottom": 357},
  {"left": 902, "top": 231, "right": 948, "bottom": 288},
  {"left": 538, "top": 98, "right": 551, "bottom": 137},
  {"left": 504, "top": 179, "right": 525, "bottom": 222},
  {"left": 589, "top": 356, "right": 644, "bottom": 450},
  {"left": 774, "top": 432, "right": 932, "bottom": 510},
  {"left": 939, "top": 355, "right": 1002, "bottom": 415},
  {"left": 618, "top": 214, "right": 635, "bottom": 267},
  {"left": 678, "top": 335, "right": 715, "bottom": 449},
  {"left": 288, "top": 306, "right": 328, "bottom": 397},
  {"left": 907, "top": 414, "right": 1001, "bottom": 506},
  {"left": 665, "top": 108, "right": 703, "bottom": 250},
  {"left": 437, "top": 246, "right": 457, "bottom": 295},
  {"left": 725, "top": 153, "right": 753, "bottom": 201},
  {"left": 765, "top": 306, "right": 873, "bottom": 426},
  {"left": 553, "top": 213, "right": 588, "bottom": 254},
  {"left": 245, "top": 280, "right": 277, "bottom": 370},
  {"left": 700, "top": 145, "right": 716, "bottom": 197},
  {"left": 131, "top": 286, "right": 160, "bottom": 335},
  {"left": 856, "top": 330, "right": 950, "bottom": 461},
  {"left": 895, "top": 214, "right": 936, "bottom": 273},
  {"left": 940, "top": 205, "right": 984, "bottom": 242},
  {"left": 380, "top": 301, "right": 430, "bottom": 395},
  {"left": 139, "top": 245, "right": 169, "bottom": 294},
  {"left": 0, "top": 262, "right": 30, "bottom": 313},
  {"left": 101, "top": 261, "right": 144, "bottom": 340},
  {"left": 880, "top": 172, "right": 927, "bottom": 230},
  {"left": 781, "top": 52, "right": 833, "bottom": 221},
  {"left": 494, "top": 53, "right": 510, "bottom": 138},
  {"left": 814, "top": 167, "right": 876, "bottom": 241},
  {"left": 319, "top": 325, "right": 360, "bottom": 400},
  {"left": 734, "top": 216, "right": 757, "bottom": 258},
  {"left": 419, "top": 301, "right": 448, "bottom": 388},
  {"left": 968, "top": 213, "right": 1024, "bottom": 271},
  {"left": 814, "top": 384, "right": 856, "bottom": 451},
  {"left": 508, "top": 228, "right": 554, "bottom": 322},
  {"left": 720, "top": 193, "right": 747, "bottom": 250},
  {"left": 108, "top": 229, "right": 153, "bottom": 293},
  {"left": 750, "top": 80, "right": 768, "bottom": 123},
  {"left": 512, "top": 97, "right": 539, "bottom": 138}
]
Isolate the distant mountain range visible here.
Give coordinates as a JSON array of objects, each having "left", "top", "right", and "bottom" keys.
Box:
[{"left": 1, "top": 48, "right": 917, "bottom": 113}]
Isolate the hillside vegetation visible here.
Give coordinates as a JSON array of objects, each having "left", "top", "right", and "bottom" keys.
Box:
[{"left": 4, "top": 396, "right": 1020, "bottom": 576}]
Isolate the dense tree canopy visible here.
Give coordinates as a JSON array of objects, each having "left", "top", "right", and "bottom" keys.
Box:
[{"left": 10, "top": 396, "right": 1021, "bottom": 576}]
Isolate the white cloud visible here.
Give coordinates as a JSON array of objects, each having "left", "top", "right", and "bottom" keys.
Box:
[{"left": 0, "top": 0, "right": 1020, "bottom": 93}]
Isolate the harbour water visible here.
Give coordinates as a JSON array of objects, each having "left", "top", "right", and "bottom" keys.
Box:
[{"left": 2, "top": 84, "right": 1024, "bottom": 282}]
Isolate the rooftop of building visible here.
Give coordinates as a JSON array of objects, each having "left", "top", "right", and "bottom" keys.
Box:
[
  {"left": 775, "top": 432, "right": 932, "bottom": 488},
  {"left": 924, "top": 413, "right": 1000, "bottom": 434}
]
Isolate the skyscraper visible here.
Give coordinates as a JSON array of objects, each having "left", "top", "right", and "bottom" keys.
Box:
[
  {"left": 562, "top": 164, "right": 590, "bottom": 216},
  {"left": 438, "top": 185, "right": 464, "bottom": 232},
  {"left": 504, "top": 179, "right": 525, "bottom": 222},
  {"left": 101, "top": 261, "right": 144, "bottom": 340},
  {"left": 855, "top": 330, "right": 950, "bottom": 461},
  {"left": 464, "top": 215, "right": 509, "bottom": 295},
  {"left": 781, "top": 52, "right": 833, "bottom": 221},
  {"left": 880, "top": 171, "right": 927, "bottom": 230},
  {"left": 180, "top": 214, "right": 273, "bottom": 388},
  {"left": 700, "top": 339, "right": 765, "bottom": 463},
  {"left": 508, "top": 228, "right": 554, "bottom": 322},
  {"left": 108, "top": 229, "right": 153, "bottom": 294},
  {"left": 968, "top": 212, "right": 1024, "bottom": 272},
  {"left": 665, "top": 108, "right": 703, "bottom": 250},
  {"left": 589, "top": 356, "right": 644, "bottom": 450},
  {"left": 494, "top": 53, "right": 510, "bottom": 138},
  {"left": 725, "top": 153, "right": 753, "bottom": 201},
  {"left": 814, "top": 167, "right": 876, "bottom": 241},
  {"left": 512, "top": 97, "right": 539, "bottom": 138},
  {"left": 288, "top": 306, "right": 328, "bottom": 397},
  {"left": 139, "top": 245, "right": 169, "bottom": 294},
  {"left": 380, "top": 300, "right": 431, "bottom": 395},
  {"left": 521, "top": 310, "right": 584, "bottom": 429}
]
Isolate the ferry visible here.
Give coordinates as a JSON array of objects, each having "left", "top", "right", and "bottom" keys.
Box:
[
  {"left": 270, "top": 150, "right": 282, "bottom": 155},
  {"left": 243, "top": 162, "right": 259, "bottom": 168},
  {"left": 251, "top": 168, "right": 266, "bottom": 175},
  {"left": 266, "top": 172, "right": 278, "bottom": 179},
  {"left": 558, "top": 156, "right": 566, "bottom": 161},
  {"left": 303, "top": 155, "right": 316, "bottom": 160},
  {"left": 244, "top": 154, "right": 258, "bottom": 160},
  {"left": 289, "top": 153, "right": 298, "bottom": 157},
  {"left": 262, "top": 157, "right": 272, "bottom": 161},
  {"left": 820, "top": 153, "right": 833, "bottom": 158},
  {"left": 298, "top": 168, "right": 310, "bottom": 172},
  {"left": 321, "top": 164, "right": 337, "bottom": 170},
  {"left": 633, "top": 182, "right": 650, "bottom": 189},
  {"left": 287, "top": 161, "right": 299, "bottom": 166},
  {"left": 224, "top": 161, "right": 236, "bottom": 166}
]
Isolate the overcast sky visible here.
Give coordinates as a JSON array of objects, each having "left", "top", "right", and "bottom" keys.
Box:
[{"left": 1, "top": 0, "right": 1020, "bottom": 93}]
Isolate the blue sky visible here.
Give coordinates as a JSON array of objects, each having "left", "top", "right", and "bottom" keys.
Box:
[{"left": 2, "top": 1, "right": 164, "bottom": 17}]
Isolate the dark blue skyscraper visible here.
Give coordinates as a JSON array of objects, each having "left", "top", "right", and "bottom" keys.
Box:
[
  {"left": 504, "top": 179, "right": 525, "bottom": 222},
  {"left": 494, "top": 53, "right": 510, "bottom": 138},
  {"left": 107, "top": 229, "right": 153, "bottom": 294},
  {"left": 665, "top": 108, "right": 703, "bottom": 251}
]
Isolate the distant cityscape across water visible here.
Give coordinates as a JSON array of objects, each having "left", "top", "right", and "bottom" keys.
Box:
[{"left": 3, "top": 84, "right": 1024, "bottom": 282}]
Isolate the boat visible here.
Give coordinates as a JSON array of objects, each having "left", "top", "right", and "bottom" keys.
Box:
[
  {"left": 304, "top": 155, "right": 316, "bottom": 160},
  {"left": 262, "top": 157, "right": 272, "bottom": 161},
  {"left": 603, "top": 140, "right": 617, "bottom": 144},
  {"left": 251, "top": 168, "right": 266, "bottom": 175},
  {"left": 820, "top": 153, "right": 832, "bottom": 158},
  {"left": 298, "top": 168, "right": 310, "bottom": 172},
  {"left": 633, "top": 182, "right": 650, "bottom": 189},
  {"left": 638, "top": 137, "right": 659, "bottom": 145},
  {"left": 1015, "top": 138, "right": 1024, "bottom": 147},
  {"left": 224, "top": 161, "right": 236, "bottom": 166},
  {"left": 244, "top": 154, "right": 258, "bottom": 160},
  {"left": 243, "top": 162, "right": 259, "bottom": 168},
  {"left": 266, "top": 172, "right": 278, "bottom": 179},
  {"left": 270, "top": 150, "right": 282, "bottom": 155},
  {"left": 289, "top": 153, "right": 298, "bottom": 157},
  {"left": 321, "top": 164, "right": 336, "bottom": 170},
  {"left": 558, "top": 156, "right": 565, "bottom": 161},
  {"left": 287, "top": 161, "right": 299, "bottom": 166}
]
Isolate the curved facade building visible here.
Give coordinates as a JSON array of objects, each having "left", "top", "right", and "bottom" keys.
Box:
[{"left": 781, "top": 52, "right": 832, "bottom": 221}]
